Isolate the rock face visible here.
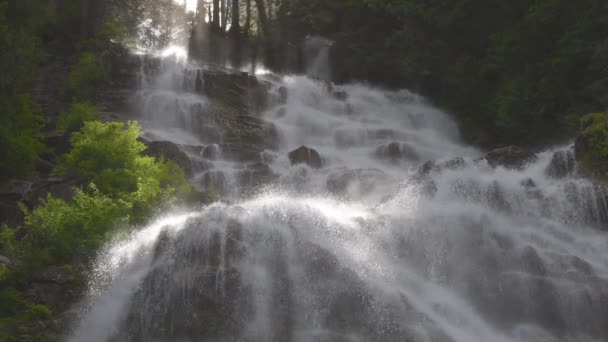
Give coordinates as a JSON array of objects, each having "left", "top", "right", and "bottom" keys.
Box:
[
  {"left": 141, "top": 140, "right": 194, "bottom": 176},
  {"left": 484, "top": 145, "right": 537, "bottom": 169},
  {"left": 0, "top": 177, "right": 74, "bottom": 225},
  {"left": 288, "top": 146, "right": 323, "bottom": 168},
  {"left": 545, "top": 149, "right": 576, "bottom": 178},
  {"left": 201, "top": 69, "right": 270, "bottom": 114},
  {"left": 238, "top": 163, "right": 278, "bottom": 193},
  {"left": 202, "top": 144, "right": 262, "bottom": 163}
]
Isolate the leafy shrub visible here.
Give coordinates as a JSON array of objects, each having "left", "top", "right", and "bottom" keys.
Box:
[
  {"left": 57, "top": 101, "right": 100, "bottom": 133},
  {"left": 20, "top": 187, "right": 129, "bottom": 267},
  {"left": 576, "top": 113, "right": 608, "bottom": 175}
]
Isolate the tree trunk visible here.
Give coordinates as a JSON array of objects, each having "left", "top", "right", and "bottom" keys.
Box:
[
  {"left": 196, "top": 0, "right": 206, "bottom": 22},
  {"left": 230, "top": 0, "right": 240, "bottom": 33},
  {"left": 220, "top": 0, "right": 227, "bottom": 31},
  {"left": 212, "top": 0, "right": 220, "bottom": 30},
  {"left": 254, "top": 0, "right": 268, "bottom": 36},
  {"left": 244, "top": 0, "right": 251, "bottom": 37}
]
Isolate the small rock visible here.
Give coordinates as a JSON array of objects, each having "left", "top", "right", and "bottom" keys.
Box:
[{"left": 288, "top": 146, "right": 322, "bottom": 169}]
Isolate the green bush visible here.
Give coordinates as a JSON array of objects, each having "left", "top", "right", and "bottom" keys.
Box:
[
  {"left": 56, "top": 121, "right": 192, "bottom": 206},
  {"left": 19, "top": 187, "right": 128, "bottom": 268},
  {"left": 57, "top": 101, "right": 100, "bottom": 133},
  {"left": 576, "top": 113, "right": 608, "bottom": 174}
]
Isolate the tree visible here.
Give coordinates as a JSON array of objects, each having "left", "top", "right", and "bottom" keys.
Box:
[
  {"left": 212, "top": 0, "right": 220, "bottom": 30},
  {"left": 221, "top": 0, "right": 227, "bottom": 30},
  {"left": 230, "top": 0, "right": 240, "bottom": 34},
  {"left": 244, "top": 0, "right": 251, "bottom": 37}
]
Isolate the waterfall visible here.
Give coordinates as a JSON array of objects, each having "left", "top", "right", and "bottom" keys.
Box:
[{"left": 68, "top": 49, "right": 608, "bottom": 342}]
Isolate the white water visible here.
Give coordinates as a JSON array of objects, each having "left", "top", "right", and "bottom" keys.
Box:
[{"left": 68, "top": 48, "right": 608, "bottom": 342}]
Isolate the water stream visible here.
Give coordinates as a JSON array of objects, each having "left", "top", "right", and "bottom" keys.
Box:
[{"left": 68, "top": 48, "right": 608, "bottom": 342}]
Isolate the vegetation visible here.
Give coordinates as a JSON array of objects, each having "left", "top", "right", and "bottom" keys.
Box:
[
  {"left": 57, "top": 101, "right": 100, "bottom": 133},
  {"left": 576, "top": 113, "right": 608, "bottom": 175},
  {"left": 188, "top": 0, "right": 608, "bottom": 147},
  {"left": 0, "top": 120, "right": 193, "bottom": 338}
]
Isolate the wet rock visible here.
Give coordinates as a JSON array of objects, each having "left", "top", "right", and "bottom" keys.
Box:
[
  {"left": 441, "top": 157, "right": 466, "bottom": 170},
  {"left": 375, "top": 142, "right": 418, "bottom": 162},
  {"left": 202, "top": 143, "right": 262, "bottom": 163},
  {"left": 417, "top": 158, "right": 467, "bottom": 177},
  {"left": 141, "top": 140, "right": 194, "bottom": 176},
  {"left": 238, "top": 163, "right": 277, "bottom": 191},
  {"left": 332, "top": 90, "right": 348, "bottom": 101},
  {"left": 195, "top": 69, "right": 203, "bottom": 92},
  {"left": 229, "top": 115, "right": 280, "bottom": 150},
  {"left": 199, "top": 170, "right": 228, "bottom": 196},
  {"left": 326, "top": 169, "right": 385, "bottom": 195},
  {"left": 278, "top": 86, "right": 288, "bottom": 104},
  {"left": 275, "top": 107, "right": 287, "bottom": 118},
  {"left": 35, "top": 157, "right": 55, "bottom": 176},
  {"left": 417, "top": 161, "right": 437, "bottom": 177},
  {"left": 521, "top": 246, "right": 546, "bottom": 276},
  {"left": 484, "top": 145, "right": 538, "bottom": 169},
  {"left": 31, "top": 265, "right": 70, "bottom": 284},
  {"left": 44, "top": 133, "right": 71, "bottom": 157},
  {"left": 288, "top": 146, "right": 322, "bottom": 169},
  {"left": 545, "top": 149, "right": 575, "bottom": 178},
  {"left": 202, "top": 69, "right": 270, "bottom": 114}
]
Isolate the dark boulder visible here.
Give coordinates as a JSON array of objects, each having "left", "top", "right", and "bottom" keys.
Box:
[
  {"left": 375, "top": 142, "right": 418, "bottom": 162},
  {"left": 199, "top": 170, "right": 228, "bottom": 197},
  {"left": 332, "top": 90, "right": 348, "bottom": 101},
  {"left": 484, "top": 146, "right": 538, "bottom": 169},
  {"left": 44, "top": 133, "right": 71, "bottom": 158},
  {"left": 288, "top": 146, "right": 322, "bottom": 169},
  {"left": 278, "top": 86, "right": 288, "bottom": 104},
  {"left": 202, "top": 69, "right": 270, "bottom": 114},
  {"left": 238, "top": 163, "right": 278, "bottom": 192},
  {"left": 142, "top": 140, "right": 194, "bottom": 176}
]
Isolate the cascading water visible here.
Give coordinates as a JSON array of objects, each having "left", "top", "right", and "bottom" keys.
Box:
[{"left": 68, "top": 49, "right": 608, "bottom": 342}]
